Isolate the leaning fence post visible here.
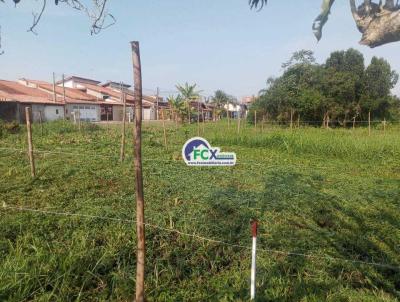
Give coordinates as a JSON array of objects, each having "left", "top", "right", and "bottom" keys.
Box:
[
  {"left": 25, "top": 107, "right": 36, "bottom": 178},
  {"left": 250, "top": 220, "right": 258, "bottom": 300}
]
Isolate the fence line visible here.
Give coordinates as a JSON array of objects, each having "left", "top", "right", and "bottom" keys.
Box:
[
  {"left": 0, "top": 146, "right": 395, "bottom": 167},
  {"left": 2, "top": 204, "right": 399, "bottom": 272}
]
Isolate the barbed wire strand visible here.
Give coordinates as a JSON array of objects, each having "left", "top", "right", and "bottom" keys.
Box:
[{"left": 1, "top": 204, "right": 399, "bottom": 271}]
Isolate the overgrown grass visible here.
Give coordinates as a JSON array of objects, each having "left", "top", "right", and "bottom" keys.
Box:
[{"left": 0, "top": 120, "right": 399, "bottom": 301}]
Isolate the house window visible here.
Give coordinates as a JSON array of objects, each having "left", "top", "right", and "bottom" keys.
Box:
[{"left": 56, "top": 109, "right": 59, "bottom": 114}]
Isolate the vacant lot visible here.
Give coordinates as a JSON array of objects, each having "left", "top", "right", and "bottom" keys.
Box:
[{"left": 1, "top": 120, "right": 399, "bottom": 301}]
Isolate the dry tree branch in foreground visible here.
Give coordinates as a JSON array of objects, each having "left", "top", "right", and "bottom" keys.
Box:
[
  {"left": 250, "top": 0, "right": 400, "bottom": 48},
  {"left": 0, "top": 0, "right": 114, "bottom": 53}
]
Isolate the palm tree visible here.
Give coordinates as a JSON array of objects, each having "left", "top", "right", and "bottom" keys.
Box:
[
  {"left": 176, "top": 83, "right": 202, "bottom": 124},
  {"left": 167, "top": 95, "right": 185, "bottom": 126},
  {"left": 212, "top": 90, "right": 232, "bottom": 125}
]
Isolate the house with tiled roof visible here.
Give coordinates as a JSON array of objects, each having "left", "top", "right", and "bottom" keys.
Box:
[
  {"left": 0, "top": 80, "right": 64, "bottom": 123},
  {"left": 19, "top": 79, "right": 103, "bottom": 122}
]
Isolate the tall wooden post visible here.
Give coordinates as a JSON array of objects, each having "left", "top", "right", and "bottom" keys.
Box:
[
  {"left": 25, "top": 107, "right": 35, "bottom": 178},
  {"left": 368, "top": 111, "right": 371, "bottom": 136},
  {"left": 120, "top": 82, "right": 127, "bottom": 162},
  {"left": 62, "top": 74, "right": 67, "bottom": 120},
  {"left": 290, "top": 108, "right": 294, "bottom": 130},
  {"left": 254, "top": 110, "right": 257, "bottom": 131},
  {"left": 52, "top": 72, "right": 57, "bottom": 103},
  {"left": 202, "top": 108, "right": 205, "bottom": 135},
  {"left": 131, "top": 41, "right": 145, "bottom": 302},
  {"left": 156, "top": 87, "right": 160, "bottom": 120},
  {"left": 237, "top": 112, "right": 241, "bottom": 134},
  {"left": 39, "top": 111, "right": 43, "bottom": 136},
  {"left": 78, "top": 109, "right": 81, "bottom": 132},
  {"left": 161, "top": 109, "right": 167, "bottom": 148},
  {"left": 227, "top": 104, "right": 230, "bottom": 128},
  {"left": 197, "top": 101, "right": 200, "bottom": 136},
  {"left": 353, "top": 116, "right": 356, "bottom": 130}
]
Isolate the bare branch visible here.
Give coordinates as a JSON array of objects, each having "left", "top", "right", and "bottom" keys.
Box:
[
  {"left": 59, "top": 0, "right": 114, "bottom": 35},
  {"left": 27, "top": 0, "right": 47, "bottom": 35}
]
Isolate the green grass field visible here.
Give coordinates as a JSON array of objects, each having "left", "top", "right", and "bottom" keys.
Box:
[{"left": 0, "top": 120, "right": 399, "bottom": 301}]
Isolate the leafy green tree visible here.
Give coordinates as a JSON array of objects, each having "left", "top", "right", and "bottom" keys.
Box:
[
  {"left": 255, "top": 48, "right": 399, "bottom": 127},
  {"left": 361, "top": 57, "right": 399, "bottom": 120}
]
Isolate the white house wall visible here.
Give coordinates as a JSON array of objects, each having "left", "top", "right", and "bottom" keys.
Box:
[
  {"left": 44, "top": 105, "right": 64, "bottom": 121},
  {"left": 66, "top": 104, "right": 100, "bottom": 122}
]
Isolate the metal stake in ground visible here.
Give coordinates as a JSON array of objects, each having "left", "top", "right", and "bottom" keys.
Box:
[
  {"left": 25, "top": 107, "right": 35, "bottom": 178},
  {"left": 131, "top": 41, "right": 146, "bottom": 302},
  {"left": 250, "top": 220, "right": 258, "bottom": 300}
]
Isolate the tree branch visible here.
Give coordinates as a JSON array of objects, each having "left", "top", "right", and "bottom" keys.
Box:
[{"left": 27, "top": 0, "right": 47, "bottom": 35}]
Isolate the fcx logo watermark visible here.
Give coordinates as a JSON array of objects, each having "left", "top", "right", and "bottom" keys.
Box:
[{"left": 182, "top": 137, "right": 236, "bottom": 166}]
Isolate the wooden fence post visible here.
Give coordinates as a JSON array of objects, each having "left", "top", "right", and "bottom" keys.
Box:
[
  {"left": 197, "top": 101, "right": 200, "bottom": 136},
  {"left": 25, "top": 107, "right": 35, "bottom": 178},
  {"left": 202, "top": 108, "right": 205, "bottom": 135},
  {"left": 120, "top": 83, "right": 127, "bottom": 162},
  {"left": 368, "top": 111, "right": 371, "bottom": 136},
  {"left": 131, "top": 41, "right": 146, "bottom": 302},
  {"left": 237, "top": 112, "right": 241, "bottom": 135},
  {"left": 161, "top": 109, "right": 167, "bottom": 148},
  {"left": 39, "top": 111, "right": 43, "bottom": 136},
  {"left": 383, "top": 118, "right": 387, "bottom": 134},
  {"left": 254, "top": 111, "right": 257, "bottom": 131}
]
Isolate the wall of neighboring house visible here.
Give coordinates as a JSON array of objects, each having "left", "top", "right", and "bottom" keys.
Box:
[
  {"left": 44, "top": 105, "right": 64, "bottom": 121},
  {"left": 112, "top": 105, "right": 124, "bottom": 121},
  {"left": 31, "top": 104, "right": 64, "bottom": 122},
  {"left": 66, "top": 104, "right": 100, "bottom": 122},
  {"left": 143, "top": 107, "right": 156, "bottom": 120},
  {"left": 31, "top": 104, "right": 45, "bottom": 122}
]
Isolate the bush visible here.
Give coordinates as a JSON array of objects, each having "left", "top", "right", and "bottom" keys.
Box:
[{"left": 0, "top": 120, "right": 20, "bottom": 136}]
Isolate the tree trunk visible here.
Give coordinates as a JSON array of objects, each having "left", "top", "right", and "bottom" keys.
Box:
[{"left": 131, "top": 41, "right": 145, "bottom": 302}]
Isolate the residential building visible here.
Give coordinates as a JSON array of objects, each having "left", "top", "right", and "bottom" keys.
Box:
[{"left": 0, "top": 80, "right": 64, "bottom": 123}]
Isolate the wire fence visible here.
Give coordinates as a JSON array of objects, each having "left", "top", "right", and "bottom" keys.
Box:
[
  {"left": 1, "top": 124, "right": 399, "bottom": 295},
  {"left": 2, "top": 203, "right": 399, "bottom": 272}
]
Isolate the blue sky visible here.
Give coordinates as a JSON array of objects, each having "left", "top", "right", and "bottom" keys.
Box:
[{"left": 1, "top": 0, "right": 399, "bottom": 98}]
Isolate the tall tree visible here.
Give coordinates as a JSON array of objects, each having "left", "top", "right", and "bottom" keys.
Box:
[{"left": 361, "top": 56, "right": 399, "bottom": 119}]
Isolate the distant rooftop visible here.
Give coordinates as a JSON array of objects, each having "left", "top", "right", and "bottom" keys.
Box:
[
  {"left": 56, "top": 76, "right": 101, "bottom": 85},
  {"left": 102, "top": 81, "right": 131, "bottom": 89}
]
